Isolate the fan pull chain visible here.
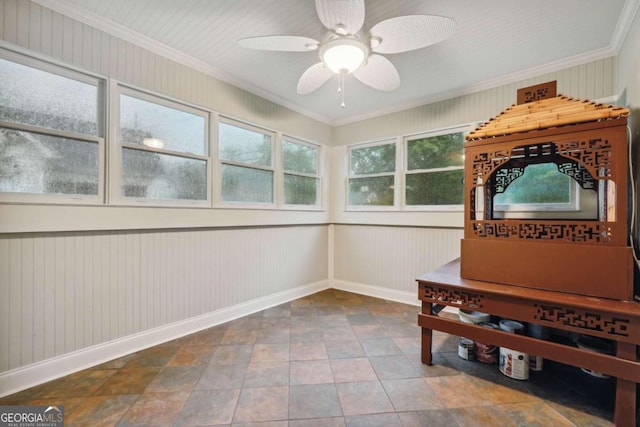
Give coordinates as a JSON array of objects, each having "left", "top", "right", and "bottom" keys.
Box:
[{"left": 339, "top": 70, "right": 346, "bottom": 108}]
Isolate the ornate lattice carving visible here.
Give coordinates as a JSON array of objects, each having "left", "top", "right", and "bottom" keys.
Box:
[
  {"left": 493, "top": 167, "right": 525, "bottom": 193},
  {"left": 557, "top": 162, "right": 596, "bottom": 189},
  {"left": 421, "top": 285, "right": 484, "bottom": 308},
  {"left": 472, "top": 221, "right": 611, "bottom": 243},
  {"left": 557, "top": 138, "right": 612, "bottom": 178},
  {"left": 534, "top": 304, "right": 629, "bottom": 337},
  {"left": 472, "top": 150, "right": 511, "bottom": 181},
  {"left": 471, "top": 139, "right": 610, "bottom": 192}
]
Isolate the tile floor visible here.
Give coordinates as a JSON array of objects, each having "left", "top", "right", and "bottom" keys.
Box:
[{"left": 0, "top": 289, "right": 617, "bottom": 426}]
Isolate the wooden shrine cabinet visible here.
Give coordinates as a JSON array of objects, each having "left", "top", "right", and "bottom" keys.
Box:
[
  {"left": 417, "top": 84, "right": 639, "bottom": 426},
  {"left": 460, "top": 94, "right": 634, "bottom": 301}
]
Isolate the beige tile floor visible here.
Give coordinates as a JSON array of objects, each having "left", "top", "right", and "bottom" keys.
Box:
[{"left": 0, "top": 289, "right": 617, "bottom": 426}]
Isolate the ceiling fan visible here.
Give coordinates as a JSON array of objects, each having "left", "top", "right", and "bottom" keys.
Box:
[{"left": 239, "top": 0, "right": 456, "bottom": 107}]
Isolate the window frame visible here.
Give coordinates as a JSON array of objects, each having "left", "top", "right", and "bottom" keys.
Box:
[
  {"left": 346, "top": 138, "right": 399, "bottom": 210},
  {"left": 109, "top": 82, "right": 212, "bottom": 207},
  {"left": 403, "top": 125, "right": 471, "bottom": 212},
  {"left": 0, "top": 47, "right": 106, "bottom": 205},
  {"left": 280, "top": 136, "right": 322, "bottom": 209},
  {"left": 215, "top": 116, "right": 276, "bottom": 208}
]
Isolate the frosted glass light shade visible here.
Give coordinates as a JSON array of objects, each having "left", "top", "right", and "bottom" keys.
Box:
[{"left": 320, "top": 38, "right": 367, "bottom": 74}]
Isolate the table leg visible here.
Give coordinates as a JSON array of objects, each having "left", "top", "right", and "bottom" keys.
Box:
[
  {"left": 421, "top": 302, "right": 433, "bottom": 365},
  {"left": 614, "top": 342, "right": 637, "bottom": 427}
]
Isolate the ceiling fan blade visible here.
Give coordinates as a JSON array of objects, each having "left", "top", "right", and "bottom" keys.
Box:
[
  {"left": 315, "top": 0, "right": 365, "bottom": 35},
  {"left": 353, "top": 54, "right": 400, "bottom": 92},
  {"left": 297, "top": 62, "right": 334, "bottom": 94},
  {"left": 239, "top": 35, "right": 319, "bottom": 52},
  {"left": 370, "top": 15, "right": 456, "bottom": 54}
]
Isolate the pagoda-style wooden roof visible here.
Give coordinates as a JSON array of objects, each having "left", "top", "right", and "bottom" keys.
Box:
[{"left": 466, "top": 95, "right": 630, "bottom": 140}]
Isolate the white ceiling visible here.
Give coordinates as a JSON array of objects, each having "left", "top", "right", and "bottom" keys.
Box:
[{"left": 36, "top": 0, "right": 639, "bottom": 125}]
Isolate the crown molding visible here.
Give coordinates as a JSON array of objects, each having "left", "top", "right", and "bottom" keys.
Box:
[
  {"left": 330, "top": 46, "right": 618, "bottom": 127},
  {"left": 30, "top": 0, "right": 334, "bottom": 125},
  {"left": 30, "top": 0, "right": 638, "bottom": 129},
  {"left": 610, "top": 0, "right": 640, "bottom": 52}
]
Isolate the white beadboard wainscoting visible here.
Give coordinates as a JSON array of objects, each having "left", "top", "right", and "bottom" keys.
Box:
[
  {"left": 0, "top": 225, "right": 328, "bottom": 396},
  {"left": 332, "top": 224, "right": 464, "bottom": 306}
]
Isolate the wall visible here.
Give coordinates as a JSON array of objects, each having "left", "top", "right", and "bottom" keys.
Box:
[
  {"left": 0, "top": 225, "right": 328, "bottom": 395},
  {"left": 332, "top": 225, "right": 463, "bottom": 301},
  {"left": 0, "top": 0, "right": 331, "bottom": 396},
  {"left": 616, "top": 7, "right": 640, "bottom": 290}
]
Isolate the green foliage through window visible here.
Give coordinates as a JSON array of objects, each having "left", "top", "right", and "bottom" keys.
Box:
[
  {"left": 405, "top": 131, "right": 465, "bottom": 206},
  {"left": 406, "top": 170, "right": 464, "bottom": 205},
  {"left": 350, "top": 143, "right": 395, "bottom": 175},
  {"left": 282, "top": 139, "right": 319, "bottom": 206},
  {"left": 407, "top": 132, "right": 464, "bottom": 170},
  {"left": 348, "top": 142, "right": 395, "bottom": 206},
  {"left": 494, "top": 163, "right": 572, "bottom": 205},
  {"left": 283, "top": 140, "right": 317, "bottom": 175}
]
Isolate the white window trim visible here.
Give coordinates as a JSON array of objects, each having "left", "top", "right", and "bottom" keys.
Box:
[
  {"left": 0, "top": 48, "right": 106, "bottom": 205},
  {"left": 281, "top": 135, "right": 322, "bottom": 209},
  {"left": 109, "top": 81, "right": 212, "bottom": 208},
  {"left": 346, "top": 138, "right": 398, "bottom": 211},
  {"left": 216, "top": 116, "right": 276, "bottom": 208}
]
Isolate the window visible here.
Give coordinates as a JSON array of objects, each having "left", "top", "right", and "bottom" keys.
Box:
[
  {"left": 1, "top": 48, "right": 327, "bottom": 214},
  {"left": 0, "top": 50, "right": 103, "bottom": 202},
  {"left": 348, "top": 141, "right": 396, "bottom": 207},
  {"left": 405, "top": 129, "right": 465, "bottom": 207},
  {"left": 493, "top": 163, "right": 580, "bottom": 214},
  {"left": 282, "top": 138, "right": 320, "bottom": 206},
  {"left": 116, "top": 87, "right": 209, "bottom": 203},
  {"left": 218, "top": 120, "right": 274, "bottom": 204}
]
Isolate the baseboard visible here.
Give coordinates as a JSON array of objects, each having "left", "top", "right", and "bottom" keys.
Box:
[
  {"left": 331, "top": 279, "right": 458, "bottom": 315},
  {"left": 0, "top": 280, "right": 330, "bottom": 398},
  {"left": 331, "top": 279, "right": 421, "bottom": 307}
]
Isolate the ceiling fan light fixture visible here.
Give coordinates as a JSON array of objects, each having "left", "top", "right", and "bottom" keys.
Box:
[{"left": 320, "top": 38, "right": 368, "bottom": 74}]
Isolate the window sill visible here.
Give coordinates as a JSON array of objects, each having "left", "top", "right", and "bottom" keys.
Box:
[{"left": 0, "top": 203, "right": 329, "bottom": 233}]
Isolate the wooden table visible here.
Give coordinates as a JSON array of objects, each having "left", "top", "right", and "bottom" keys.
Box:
[{"left": 417, "top": 258, "right": 640, "bottom": 426}]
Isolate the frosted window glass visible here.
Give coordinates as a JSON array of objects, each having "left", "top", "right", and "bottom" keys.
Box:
[
  {"left": 0, "top": 58, "right": 98, "bottom": 135},
  {"left": 348, "top": 176, "right": 394, "bottom": 206},
  {"left": 122, "top": 148, "right": 207, "bottom": 200},
  {"left": 221, "top": 164, "right": 273, "bottom": 203},
  {"left": 120, "top": 94, "right": 206, "bottom": 156},
  {"left": 0, "top": 128, "right": 98, "bottom": 195},
  {"left": 283, "top": 140, "right": 318, "bottom": 174},
  {"left": 284, "top": 174, "right": 318, "bottom": 205},
  {"left": 219, "top": 122, "right": 271, "bottom": 166}
]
